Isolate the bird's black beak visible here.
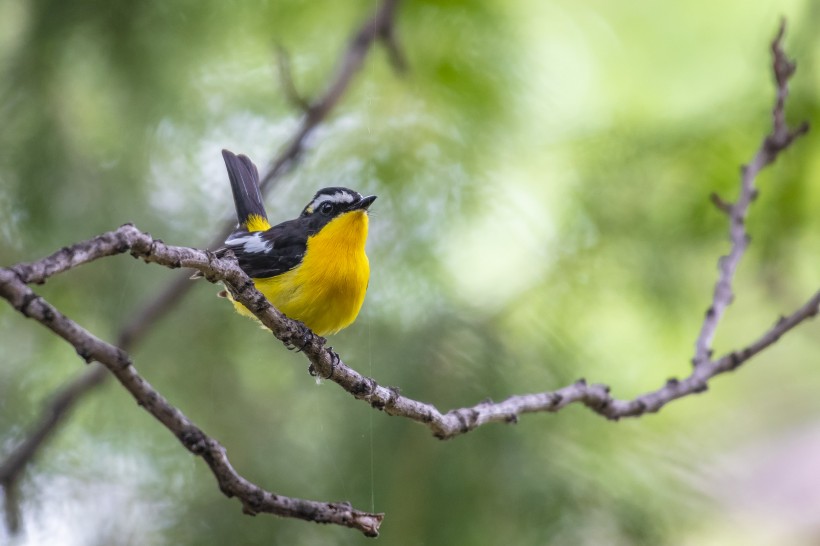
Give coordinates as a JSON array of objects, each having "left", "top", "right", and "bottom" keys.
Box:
[{"left": 351, "top": 195, "right": 377, "bottom": 211}]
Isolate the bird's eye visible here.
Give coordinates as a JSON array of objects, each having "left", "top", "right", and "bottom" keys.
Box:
[{"left": 319, "top": 202, "right": 334, "bottom": 215}]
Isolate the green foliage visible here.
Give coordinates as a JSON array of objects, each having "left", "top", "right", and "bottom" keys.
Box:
[{"left": 2, "top": 0, "right": 820, "bottom": 544}]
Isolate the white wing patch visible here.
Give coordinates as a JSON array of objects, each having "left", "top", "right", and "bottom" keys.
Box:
[{"left": 226, "top": 232, "right": 271, "bottom": 254}]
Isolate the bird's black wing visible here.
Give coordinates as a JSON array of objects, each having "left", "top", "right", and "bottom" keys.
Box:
[{"left": 221, "top": 218, "right": 307, "bottom": 279}]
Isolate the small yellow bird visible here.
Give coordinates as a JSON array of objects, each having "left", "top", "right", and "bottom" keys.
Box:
[{"left": 196, "top": 149, "right": 375, "bottom": 335}]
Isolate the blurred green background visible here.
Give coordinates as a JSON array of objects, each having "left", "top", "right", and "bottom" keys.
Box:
[{"left": 2, "top": 0, "right": 820, "bottom": 544}]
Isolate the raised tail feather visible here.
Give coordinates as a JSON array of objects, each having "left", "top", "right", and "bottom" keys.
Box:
[
  {"left": 222, "top": 149, "right": 269, "bottom": 231},
  {"left": 190, "top": 150, "right": 267, "bottom": 281}
]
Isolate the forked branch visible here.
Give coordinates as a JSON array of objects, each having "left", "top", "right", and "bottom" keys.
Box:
[
  {"left": 694, "top": 19, "right": 810, "bottom": 366},
  {"left": 0, "top": 233, "right": 383, "bottom": 537}
]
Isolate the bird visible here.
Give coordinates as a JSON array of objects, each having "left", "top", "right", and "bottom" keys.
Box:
[{"left": 194, "top": 149, "right": 376, "bottom": 336}]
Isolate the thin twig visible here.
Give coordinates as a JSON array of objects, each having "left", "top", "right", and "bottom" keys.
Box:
[
  {"left": 0, "top": 0, "right": 405, "bottom": 505},
  {"left": 258, "top": 0, "right": 406, "bottom": 191},
  {"left": 692, "top": 19, "right": 809, "bottom": 366},
  {"left": 275, "top": 44, "right": 311, "bottom": 113}
]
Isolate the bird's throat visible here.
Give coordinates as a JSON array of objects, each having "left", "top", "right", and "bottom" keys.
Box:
[{"left": 307, "top": 210, "right": 369, "bottom": 256}]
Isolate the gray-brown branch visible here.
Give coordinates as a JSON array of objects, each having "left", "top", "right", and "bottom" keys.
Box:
[
  {"left": 694, "top": 19, "right": 810, "bottom": 366},
  {"left": 260, "top": 0, "right": 405, "bottom": 191},
  {"left": 0, "top": 0, "right": 405, "bottom": 511},
  {"left": 0, "top": 239, "right": 384, "bottom": 537}
]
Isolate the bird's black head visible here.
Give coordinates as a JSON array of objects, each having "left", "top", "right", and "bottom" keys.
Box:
[{"left": 299, "top": 187, "right": 376, "bottom": 233}]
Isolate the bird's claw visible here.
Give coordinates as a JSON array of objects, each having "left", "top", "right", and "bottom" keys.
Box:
[
  {"left": 325, "top": 347, "right": 341, "bottom": 380},
  {"left": 285, "top": 322, "right": 314, "bottom": 352},
  {"left": 307, "top": 346, "right": 339, "bottom": 379}
]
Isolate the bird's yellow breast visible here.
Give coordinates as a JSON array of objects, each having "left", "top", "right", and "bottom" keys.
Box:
[{"left": 232, "top": 210, "right": 370, "bottom": 336}]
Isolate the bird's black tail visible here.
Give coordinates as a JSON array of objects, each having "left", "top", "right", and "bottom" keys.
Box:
[{"left": 222, "top": 149, "right": 269, "bottom": 231}]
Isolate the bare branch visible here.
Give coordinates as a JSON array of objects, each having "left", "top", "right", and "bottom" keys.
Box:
[
  {"left": 275, "top": 44, "right": 311, "bottom": 113},
  {"left": 0, "top": 240, "right": 383, "bottom": 537},
  {"left": 709, "top": 192, "right": 733, "bottom": 215},
  {"left": 0, "top": 361, "right": 106, "bottom": 533},
  {"left": 281, "top": 293, "right": 820, "bottom": 437},
  {"left": 373, "top": 0, "right": 407, "bottom": 73},
  {"left": 692, "top": 19, "right": 809, "bottom": 366},
  {"left": 0, "top": 0, "right": 405, "bottom": 501},
  {"left": 768, "top": 19, "right": 810, "bottom": 151},
  {"left": 260, "top": 0, "right": 406, "bottom": 191},
  {"left": 0, "top": 363, "right": 105, "bottom": 485}
]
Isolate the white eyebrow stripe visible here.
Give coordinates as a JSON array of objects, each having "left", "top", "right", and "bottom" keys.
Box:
[
  {"left": 226, "top": 232, "right": 271, "bottom": 253},
  {"left": 310, "top": 192, "right": 357, "bottom": 209}
]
